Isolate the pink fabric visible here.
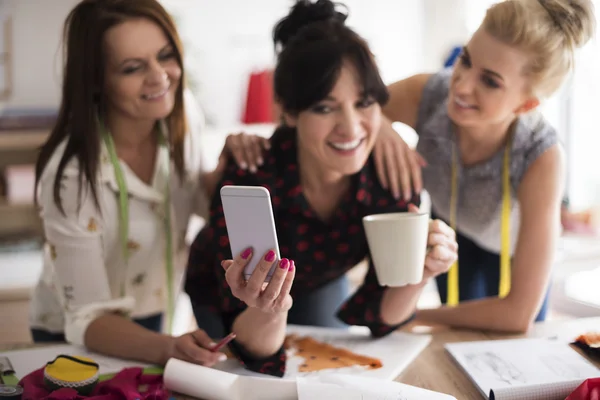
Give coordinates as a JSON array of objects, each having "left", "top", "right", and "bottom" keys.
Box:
[
  {"left": 19, "top": 367, "right": 170, "bottom": 400},
  {"left": 566, "top": 378, "right": 600, "bottom": 400}
]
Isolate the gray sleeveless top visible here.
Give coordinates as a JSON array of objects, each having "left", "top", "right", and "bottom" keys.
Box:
[{"left": 415, "top": 69, "right": 559, "bottom": 254}]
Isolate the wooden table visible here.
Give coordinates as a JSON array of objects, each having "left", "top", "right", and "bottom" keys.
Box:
[{"left": 1, "top": 317, "right": 598, "bottom": 399}]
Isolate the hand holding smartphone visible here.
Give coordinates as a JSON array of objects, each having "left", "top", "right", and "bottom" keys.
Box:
[{"left": 220, "top": 185, "right": 281, "bottom": 281}]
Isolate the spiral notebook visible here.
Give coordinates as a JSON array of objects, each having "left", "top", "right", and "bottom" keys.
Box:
[{"left": 445, "top": 338, "right": 600, "bottom": 400}]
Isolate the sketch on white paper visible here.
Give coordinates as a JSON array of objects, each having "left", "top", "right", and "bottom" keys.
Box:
[
  {"left": 539, "top": 354, "right": 593, "bottom": 379},
  {"left": 464, "top": 352, "right": 526, "bottom": 385},
  {"left": 446, "top": 338, "right": 600, "bottom": 399}
]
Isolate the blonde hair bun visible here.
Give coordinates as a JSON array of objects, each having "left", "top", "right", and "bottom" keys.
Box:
[
  {"left": 538, "top": 0, "right": 596, "bottom": 48},
  {"left": 483, "top": 0, "right": 596, "bottom": 97}
]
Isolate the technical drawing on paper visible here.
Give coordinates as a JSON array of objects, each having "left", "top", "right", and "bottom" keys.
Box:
[{"left": 464, "top": 352, "right": 527, "bottom": 385}]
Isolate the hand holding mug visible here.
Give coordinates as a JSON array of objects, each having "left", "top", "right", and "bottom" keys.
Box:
[{"left": 408, "top": 204, "right": 458, "bottom": 279}]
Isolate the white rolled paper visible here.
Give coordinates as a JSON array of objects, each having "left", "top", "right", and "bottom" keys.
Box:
[
  {"left": 163, "top": 358, "right": 297, "bottom": 400},
  {"left": 164, "top": 358, "right": 239, "bottom": 400}
]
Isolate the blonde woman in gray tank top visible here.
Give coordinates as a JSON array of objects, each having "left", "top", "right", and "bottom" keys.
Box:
[{"left": 372, "top": 0, "right": 595, "bottom": 333}]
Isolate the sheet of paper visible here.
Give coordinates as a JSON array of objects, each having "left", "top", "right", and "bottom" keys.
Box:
[
  {"left": 297, "top": 374, "right": 457, "bottom": 400},
  {"left": 214, "top": 325, "right": 432, "bottom": 380},
  {"left": 164, "top": 358, "right": 297, "bottom": 400},
  {"left": 165, "top": 359, "right": 454, "bottom": 400},
  {"left": 0, "top": 345, "right": 152, "bottom": 378},
  {"left": 445, "top": 338, "right": 600, "bottom": 400}
]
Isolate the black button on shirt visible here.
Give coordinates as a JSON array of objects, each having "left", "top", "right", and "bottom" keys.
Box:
[{"left": 185, "top": 126, "right": 419, "bottom": 377}]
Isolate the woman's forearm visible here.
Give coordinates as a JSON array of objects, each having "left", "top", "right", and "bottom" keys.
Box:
[
  {"left": 416, "top": 296, "right": 533, "bottom": 333},
  {"left": 232, "top": 308, "right": 287, "bottom": 359},
  {"left": 84, "top": 314, "right": 173, "bottom": 365},
  {"left": 380, "top": 281, "right": 427, "bottom": 325}
]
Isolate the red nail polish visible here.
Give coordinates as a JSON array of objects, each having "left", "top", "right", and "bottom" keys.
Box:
[
  {"left": 265, "top": 250, "right": 275, "bottom": 262},
  {"left": 288, "top": 260, "right": 295, "bottom": 272},
  {"left": 241, "top": 247, "right": 252, "bottom": 259},
  {"left": 279, "top": 258, "right": 289, "bottom": 269}
]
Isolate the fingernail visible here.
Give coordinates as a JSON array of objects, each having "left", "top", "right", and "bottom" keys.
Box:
[
  {"left": 241, "top": 247, "right": 252, "bottom": 259},
  {"left": 288, "top": 260, "right": 295, "bottom": 272},
  {"left": 279, "top": 258, "right": 289, "bottom": 269},
  {"left": 220, "top": 260, "right": 225, "bottom": 267},
  {"left": 209, "top": 341, "right": 217, "bottom": 347},
  {"left": 218, "top": 354, "right": 227, "bottom": 362},
  {"left": 265, "top": 250, "right": 275, "bottom": 262},
  {"left": 257, "top": 157, "right": 264, "bottom": 165}
]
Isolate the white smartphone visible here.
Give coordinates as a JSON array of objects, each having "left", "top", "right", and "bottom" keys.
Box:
[{"left": 220, "top": 185, "right": 281, "bottom": 281}]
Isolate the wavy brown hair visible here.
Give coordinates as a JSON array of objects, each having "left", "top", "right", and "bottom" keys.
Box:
[{"left": 35, "top": 0, "right": 187, "bottom": 213}]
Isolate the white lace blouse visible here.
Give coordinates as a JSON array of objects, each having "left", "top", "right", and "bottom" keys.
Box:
[{"left": 29, "top": 90, "right": 209, "bottom": 345}]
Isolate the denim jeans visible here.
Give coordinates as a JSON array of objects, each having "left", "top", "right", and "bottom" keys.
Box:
[{"left": 31, "top": 313, "right": 164, "bottom": 343}]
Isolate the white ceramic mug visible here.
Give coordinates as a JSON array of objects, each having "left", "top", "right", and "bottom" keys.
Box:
[{"left": 362, "top": 212, "right": 429, "bottom": 286}]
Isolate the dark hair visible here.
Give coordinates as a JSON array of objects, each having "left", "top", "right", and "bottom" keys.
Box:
[
  {"left": 272, "top": 0, "right": 388, "bottom": 115},
  {"left": 34, "top": 0, "right": 187, "bottom": 214}
]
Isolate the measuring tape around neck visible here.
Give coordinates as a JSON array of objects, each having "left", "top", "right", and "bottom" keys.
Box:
[
  {"left": 101, "top": 121, "right": 175, "bottom": 334},
  {"left": 447, "top": 134, "right": 512, "bottom": 306}
]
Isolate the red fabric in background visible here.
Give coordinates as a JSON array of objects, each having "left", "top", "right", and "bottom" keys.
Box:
[
  {"left": 242, "top": 70, "right": 274, "bottom": 123},
  {"left": 566, "top": 378, "right": 600, "bottom": 400},
  {"left": 19, "top": 367, "right": 169, "bottom": 400}
]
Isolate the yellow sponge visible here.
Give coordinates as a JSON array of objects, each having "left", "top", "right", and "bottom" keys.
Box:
[{"left": 43, "top": 355, "right": 99, "bottom": 395}]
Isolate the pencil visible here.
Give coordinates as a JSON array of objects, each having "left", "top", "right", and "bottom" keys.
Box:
[{"left": 211, "top": 332, "right": 236, "bottom": 353}]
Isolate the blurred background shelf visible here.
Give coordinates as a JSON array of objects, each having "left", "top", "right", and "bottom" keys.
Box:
[
  {"left": 0, "top": 112, "right": 53, "bottom": 242},
  {"left": 0, "top": 201, "right": 42, "bottom": 238},
  {"left": 0, "top": 128, "right": 48, "bottom": 162}
]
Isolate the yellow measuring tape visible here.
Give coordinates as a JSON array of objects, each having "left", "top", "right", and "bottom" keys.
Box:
[
  {"left": 447, "top": 136, "right": 512, "bottom": 306},
  {"left": 102, "top": 122, "right": 175, "bottom": 334}
]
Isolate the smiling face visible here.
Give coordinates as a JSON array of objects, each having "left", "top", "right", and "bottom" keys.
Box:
[
  {"left": 284, "top": 62, "right": 382, "bottom": 177},
  {"left": 102, "top": 18, "right": 181, "bottom": 123},
  {"left": 447, "top": 28, "right": 539, "bottom": 130}
]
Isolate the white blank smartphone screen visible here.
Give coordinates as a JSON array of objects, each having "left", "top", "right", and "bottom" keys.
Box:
[{"left": 220, "top": 186, "right": 280, "bottom": 280}]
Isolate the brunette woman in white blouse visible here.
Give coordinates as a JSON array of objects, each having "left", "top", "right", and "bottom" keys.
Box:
[{"left": 30, "top": 0, "right": 269, "bottom": 367}]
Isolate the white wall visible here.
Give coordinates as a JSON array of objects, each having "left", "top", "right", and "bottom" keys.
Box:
[
  {"left": 4, "top": 0, "right": 477, "bottom": 127},
  {"left": 422, "top": 0, "right": 470, "bottom": 72},
  {"left": 6, "top": 0, "right": 79, "bottom": 109},
  {"left": 566, "top": 1, "right": 600, "bottom": 209},
  {"left": 162, "top": 0, "right": 428, "bottom": 126}
]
